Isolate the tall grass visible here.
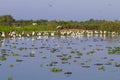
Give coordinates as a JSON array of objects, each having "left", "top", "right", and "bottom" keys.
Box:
[
  {"left": 0, "top": 25, "right": 57, "bottom": 32},
  {"left": 0, "top": 26, "right": 11, "bottom": 32}
]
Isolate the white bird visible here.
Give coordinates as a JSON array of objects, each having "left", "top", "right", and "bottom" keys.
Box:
[
  {"left": 32, "top": 31, "right": 35, "bottom": 36},
  {"left": 1, "top": 32, "right": 5, "bottom": 37}
]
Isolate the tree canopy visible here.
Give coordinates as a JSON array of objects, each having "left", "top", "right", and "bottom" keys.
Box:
[{"left": 0, "top": 15, "right": 15, "bottom": 26}]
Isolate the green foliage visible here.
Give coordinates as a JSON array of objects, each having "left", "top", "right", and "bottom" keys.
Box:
[
  {"left": 71, "top": 50, "right": 75, "bottom": 54},
  {"left": 87, "top": 50, "right": 94, "bottom": 55},
  {"left": 8, "top": 77, "right": 13, "bottom": 80},
  {"left": 51, "top": 67, "right": 62, "bottom": 72},
  {"left": 0, "top": 57, "right": 7, "bottom": 61},
  {"left": 68, "top": 55, "right": 72, "bottom": 59},
  {"left": 98, "top": 66, "right": 105, "bottom": 71},
  {"left": 0, "top": 15, "right": 15, "bottom": 26},
  {"left": 12, "top": 53, "right": 19, "bottom": 56},
  {"left": 77, "top": 52, "right": 83, "bottom": 56},
  {"left": 9, "top": 64, "right": 14, "bottom": 67},
  {"left": 73, "top": 60, "right": 77, "bottom": 62},
  {"left": 108, "top": 46, "right": 120, "bottom": 54},
  {"left": 18, "top": 47, "right": 24, "bottom": 51},
  {"left": 107, "top": 62, "right": 112, "bottom": 65},
  {"left": 0, "top": 15, "right": 120, "bottom": 32},
  {"left": 0, "top": 26, "right": 11, "bottom": 32},
  {"left": 16, "top": 59, "right": 23, "bottom": 62}
]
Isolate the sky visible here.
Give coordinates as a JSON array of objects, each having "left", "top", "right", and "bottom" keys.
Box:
[{"left": 0, "top": 0, "right": 120, "bottom": 21}]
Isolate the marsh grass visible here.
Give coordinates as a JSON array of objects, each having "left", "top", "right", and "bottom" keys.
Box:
[
  {"left": 0, "top": 25, "right": 56, "bottom": 33},
  {"left": 0, "top": 26, "right": 11, "bottom": 32}
]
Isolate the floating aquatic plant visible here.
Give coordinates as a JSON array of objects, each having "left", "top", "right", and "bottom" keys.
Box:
[
  {"left": 51, "top": 67, "right": 62, "bottom": 72},
  {"left": 1, "top": 49, "right": 7, "bottom": 52},
  {"left": 12, "top": 53, "right": 19, "bottom": 56},
  {"left": 39, "top": 51, "right": 43, "bottom": 54},
  {"left": 73, "top": 60, "right": 77, "bottom": 63},
  {"left": 18, "top": 47, "right": 24, "bottom": 51},
  {"left": 77, "top": 52, "right": 83, "bottom": 57},
  {"left": 0, "top": 57, "right": 7, "bottom": 61},
  {"left": 98, "top": 66, "right": 105, "bottom": 71},
  {"left": 8, "top": 77, "right": 13, "bottom": 80},
  {"left": 68, "top": 55, "right": 72, "bottom": 59},
  {"left": 70, "top": 50, "right": 75, "bottom": 54},
  {"left": 49, "top": 61, "right": 58, "bottom": 66},
  {"left": 9, "top": 64, "right": 14, "bottom": 67},
  {"left": 29, "top": 52, "right": 35, "bottom": 57},
  {"left": 13, "top": 46, "right": 16, "bottom": 48},
  {"left": 62, "top": 53, "right": 67, "bottom": 56},
  {"left": 87, "top": 50, "right": 94, "bottom": 55},
  {"left": 61, "top": 57, "right": 68, "bottom": 61},
  {"left": 42, "top": 56, "right": 47, "bottom": 59},
  {"left": 16, "top": 59, "right": 23, "bottom": 62},
  {"left": 83, "top": 48, "right": 86, "bottom": 50},
  {"left": 50, "top": 49, "right": 56, "bottom": 53},
  {"left": 106, "top": 62, "right": 112, "bottom": 65},
  {"left": 108, "top": 46, "right": 120, "bottom": 54}
]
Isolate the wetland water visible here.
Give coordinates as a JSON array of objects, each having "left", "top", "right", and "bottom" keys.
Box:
[{"left": 0, "top": 35, "right": 120, "bottom": 80}]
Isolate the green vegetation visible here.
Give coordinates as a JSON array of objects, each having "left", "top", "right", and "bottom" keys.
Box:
[
  {"left": 70, "top": 50, "right": 75, "bottom": 54},
  {"left": 0, "top": 15, "right": 120, "bottom": 33},
  {"left": 51, "top": 67, "right": 62, "bottom": 72},
  {"left": 11, "top": 53, "right": 19, "bottom": 56},
  {"left": 87, "top": 50, "right": 95, "bottom": 55},
  {"left": 108, "top": 46, "right": 120, "bottom": 54},
  {"left": 18, "top": 47, "right": 24, "bottom": 51},
  {"left": 9, "top": 64, "right": 14, "bottom": 67},
  {"left": 16, "top": 59, "right": 23, "bottom": 62},
  {"left": 77, "top": 52, "right": 83, "bottom": 57},
  {"left": 0, "top": 15, "right": 15, "bottom": 26},
  {"left": 73, "top": 60, "right": 77, "bottom": 62},
  {"left": 98, "top": 66, "right": 105, "bottom": 71},
  {"left": 107, "top": 62, "right": 112, "bottom": 65},
  {"left": 29, "top": 52, "right": 35, "bottom": 57},
  {"left": 8, "top": 77, "right": 13, "bottom": 80},
  {"left": 0, "top": 57, "right": 7, "bottom": 61}
]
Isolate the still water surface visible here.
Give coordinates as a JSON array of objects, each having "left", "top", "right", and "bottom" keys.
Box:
[{"left": 0, "top": 35, "right": 120, "bottom": 80}]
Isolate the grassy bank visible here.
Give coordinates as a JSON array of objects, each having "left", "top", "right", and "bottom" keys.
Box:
[
  {"left": 0, "top": 25, "right": 57, "bottom": 33},
  {"left": 1, "top": 15, "right": 120, "bottom": 33}
]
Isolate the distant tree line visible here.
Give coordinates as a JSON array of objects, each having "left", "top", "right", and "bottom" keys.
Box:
[
  {"left": 0, "top": 15, "right": 15, "bottom": 26},
  {"left": 0, "top": 15, "right": 120, "bottom": 32}
]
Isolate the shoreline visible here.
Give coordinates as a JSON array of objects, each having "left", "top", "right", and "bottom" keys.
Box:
[{"left": 0, "top": 29, "right": 119, "bottom": 38}]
